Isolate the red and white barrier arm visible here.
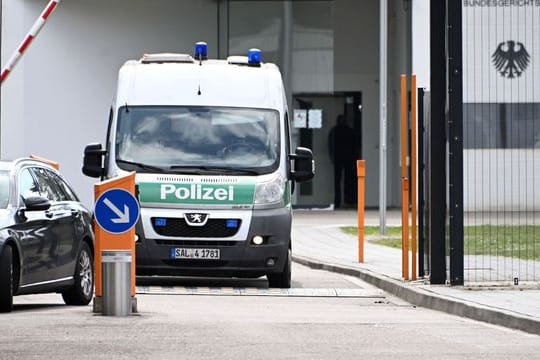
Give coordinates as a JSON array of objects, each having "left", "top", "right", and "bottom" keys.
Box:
[{"left": 1, "top": 0, "right": 62, "bottom": 84}]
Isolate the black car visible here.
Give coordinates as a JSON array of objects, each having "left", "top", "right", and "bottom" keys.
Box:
[{"left": 0, "top": 158, "right": 94, "bottom": 312}]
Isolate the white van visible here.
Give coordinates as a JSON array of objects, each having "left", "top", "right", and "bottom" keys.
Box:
[{"left": 83, "top": 43, "right": 314, "bottom": 288}]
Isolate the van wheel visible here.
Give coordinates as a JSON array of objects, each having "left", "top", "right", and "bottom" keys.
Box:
[
  {"left": 267, "top": 248, "right": 291, "bottom": 289},
  {"left": 62, "top": 242, "right": 94, "bottom": 306},
  {"left": 0, "top": 246, "right": 14, "bottom": 313}
]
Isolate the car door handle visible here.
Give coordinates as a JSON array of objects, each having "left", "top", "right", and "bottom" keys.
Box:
[
  {"left": 45, "top": 210, "right": 54, "bottom": 218},
  {"left": 71, "top": 209, "right": 80, "bottom": 217}
]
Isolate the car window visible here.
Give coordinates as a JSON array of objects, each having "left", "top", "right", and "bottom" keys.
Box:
[
  {"left": 32, "top": 167, "right": 66, "bottom": 202},
  {"left": 18, "top": 168, "right": 42, "bottom": 199},
  {"left": 51, "top": 171, "right": 79, "bottom": 202},
  {"left": 0, "top": 172, "right": 9, "bottom": 208}
]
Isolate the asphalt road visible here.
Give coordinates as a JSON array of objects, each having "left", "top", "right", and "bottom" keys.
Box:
[{"left": 2, "top": 263, "right": 539, "bottom": 359}]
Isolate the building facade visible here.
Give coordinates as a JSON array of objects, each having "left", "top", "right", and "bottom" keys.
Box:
[{"left": 2, "top": 0, "right": 421, "bottom": 209}]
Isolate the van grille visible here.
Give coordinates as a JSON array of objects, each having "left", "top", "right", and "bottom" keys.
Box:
[{"left": 151, "top": 217, "right": 242, "bottom": 238}]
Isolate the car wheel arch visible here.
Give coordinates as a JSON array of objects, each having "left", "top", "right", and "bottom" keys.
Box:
[
  {"left": 82, "top": 236, "right": 94, "bottom": 259},
  {"left": 62, "top": 240, "right": 94, "bottom": 306},
  {"left": 1, "top": 240, "right": 21, "bottom": 294}
]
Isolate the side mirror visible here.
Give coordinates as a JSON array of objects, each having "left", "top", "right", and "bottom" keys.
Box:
[
  {"left": 290, "top": 147, "right": 315, "bottom": 182},
  {"left": 82, "top": 143, "right": 107, "bottom": 178},
  {"left": 18, "top": 196, "right": 51, "bottom": 218},
  {"left": 24, "top": 196, "right": 51, "bottom": 211}
]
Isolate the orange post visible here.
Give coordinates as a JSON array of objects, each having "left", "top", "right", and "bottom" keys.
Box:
[
  {"left": 410, "top": 74, "right": 417, "bottom": 280},
  {"left": 401, "top": 177, "right": 409, "bottom": 280},
  {"left": 400, "top": 74, "right": 409, "bottom": 280},
  {"left": 400, "top": 74, "right": 407, "bottom": 179},
  {"left": 93, "top": 172, "right": 137, "bottom": 299},
  {"left": 357, "top": 160, "right": 366, "bottom": 263}
]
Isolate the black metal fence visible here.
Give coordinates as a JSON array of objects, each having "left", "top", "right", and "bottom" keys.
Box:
[{"left": 462, "top": 1, "right": 540, "bottom": 283}]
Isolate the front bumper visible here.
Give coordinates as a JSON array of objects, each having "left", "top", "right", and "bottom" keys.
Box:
[{"left": 135, "top": 207, "right": 291, "bottom": 278}]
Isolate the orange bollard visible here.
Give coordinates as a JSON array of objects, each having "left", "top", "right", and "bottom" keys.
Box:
[
  {"left": 400, "top": 75, "right": 407, "bottom": 180},
  {"left": 93, "top": 172, "right": 137, "bottom": 300},
  {"left": 400, "top": 74, "right": 410, "bottom": 280},
  {"left": 401, "top": 177, "right": 409, "bottom": 280},
  {"left": 357, "top": 160, "right": 366, "bottom": 263}
]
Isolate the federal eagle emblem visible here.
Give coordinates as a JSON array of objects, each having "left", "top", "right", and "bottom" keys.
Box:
[{"left": 492, "top": 40, "right": 530, "bottom": 79}]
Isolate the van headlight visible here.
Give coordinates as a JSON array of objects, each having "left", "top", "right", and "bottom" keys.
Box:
[{"left": 254, "top": 175, "right": 285, "bottom": 206}]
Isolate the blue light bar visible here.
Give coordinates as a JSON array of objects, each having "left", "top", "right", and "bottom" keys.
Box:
[
  {"left": 195, "top": 41, "right": 208, "bottom": 60},
  {"left": 247, "top": 48, "right": 261, "bottom": 66}
]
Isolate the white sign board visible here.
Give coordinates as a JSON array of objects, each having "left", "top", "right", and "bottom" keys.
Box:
[
  {"left": 308, "top": 109, "right": 322, "bottom": 129},
  {"left": 463, "top": 1, "right": 540, "bottom": 103},
  {"left": 293, "top": 109, "right": 307, "bottom": 128}
]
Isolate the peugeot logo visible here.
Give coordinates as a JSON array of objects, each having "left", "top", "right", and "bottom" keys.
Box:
[
  {"left": 492, "top": 40, "right": 530, "bottom": 79},
  {"left": 184, "top": 213, "right": 209, "bottom": 227}
]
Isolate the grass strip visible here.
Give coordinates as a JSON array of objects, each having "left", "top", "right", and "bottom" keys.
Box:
[{"left": 340, "top": 225, "right": 540, "bottom": 261}]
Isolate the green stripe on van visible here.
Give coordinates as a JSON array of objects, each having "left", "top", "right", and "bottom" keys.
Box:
[{"left": 138, "top": 181, "right": 255, "bottom": 205}]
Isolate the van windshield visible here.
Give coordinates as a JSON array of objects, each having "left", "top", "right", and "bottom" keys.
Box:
[{"left": 115, "top": 106, "right": 280, "bottom": 175}]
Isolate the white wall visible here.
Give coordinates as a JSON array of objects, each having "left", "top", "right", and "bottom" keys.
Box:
[
  {"left": 333, "top": 0, "right": 411, "bottom": 208},
  {"left": 465, "top": 150, "right": 540, "bottom": 211},
  {"left": 333, "top": 0, "right": 381, "bottom": 207},
  {"left": 388, "top": 0, "right": 411, "bottom": 208},
  {"left": 463, "top": 3, "right": 540, "bottom": 103},
  {"left": 462, "top": 3, "right": 540, "bottom": 211},
  {"left": 412, "top": 0, "right": 430, "bottom": 90},
  {"left": 2, "top": 0, "right": 218, "bottom": 207}
]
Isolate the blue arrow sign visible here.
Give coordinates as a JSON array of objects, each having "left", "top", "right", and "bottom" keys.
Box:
[{"left": 95, "top": 188, "right": 140, "bottom": 234}]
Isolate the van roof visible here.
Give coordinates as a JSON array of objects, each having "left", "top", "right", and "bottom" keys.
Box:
[{"left": 115, "top": 54, "right": 286, "bottom": 111}]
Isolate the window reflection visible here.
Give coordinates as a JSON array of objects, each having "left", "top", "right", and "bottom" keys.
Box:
[
  {"left": 115, "top": 106, "right": 280, "bottom": 171},
  {"left": 464, "top": 103, "right": 540, "bottom": 149},
  {"left": 18, "top": 169, "right": 41, "bottom": 200},
  {"left": 0, "top": 172, "right": 9, "bottom": 208}
]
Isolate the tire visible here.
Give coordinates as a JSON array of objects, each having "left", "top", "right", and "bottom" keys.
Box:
[
  {"left": 62, "top": 242, "right": 94, "bottom": 306},
  {"left": 0, "top": 246, "right": 14, "bottom": 313},
  {"left": 267, "top": 248, "right": 292, "bottom": 288}
]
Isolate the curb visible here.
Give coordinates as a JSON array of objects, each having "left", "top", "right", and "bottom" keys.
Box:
[{"left": 293, "top": 255, "right": 540, "bottom": 336}]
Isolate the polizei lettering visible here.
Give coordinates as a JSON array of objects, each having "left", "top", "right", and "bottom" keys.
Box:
[{"left": 160, "top": 184, "right": 234, "bottom": 201}]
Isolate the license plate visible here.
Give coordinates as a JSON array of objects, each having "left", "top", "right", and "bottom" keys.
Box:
[{"left": 170, "top": 248, "right": 220, "bottom": 260}]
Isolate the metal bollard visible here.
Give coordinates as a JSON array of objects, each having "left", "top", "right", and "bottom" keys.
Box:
[
  {"left": 101, "top": 250, "right": 132, "bottom": 316},
  {"left": 357, "top": 160, "right": 366, "bottom": 263}
]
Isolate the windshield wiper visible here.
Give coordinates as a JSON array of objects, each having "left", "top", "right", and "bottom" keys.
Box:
[
  {"left": 170, "top": 165, "right": 260, "bottom": 175},
  {"left": 116, "top": 159, "right": 166, "bottom": 172}
]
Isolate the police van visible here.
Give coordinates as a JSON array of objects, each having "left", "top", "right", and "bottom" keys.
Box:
[{"left": 82, "top": 42, "right": 314, "bottom": 288}]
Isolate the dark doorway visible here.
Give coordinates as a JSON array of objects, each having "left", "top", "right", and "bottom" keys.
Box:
[{"left": 292, "top": 92, "right": 362, "bottom": 208}]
